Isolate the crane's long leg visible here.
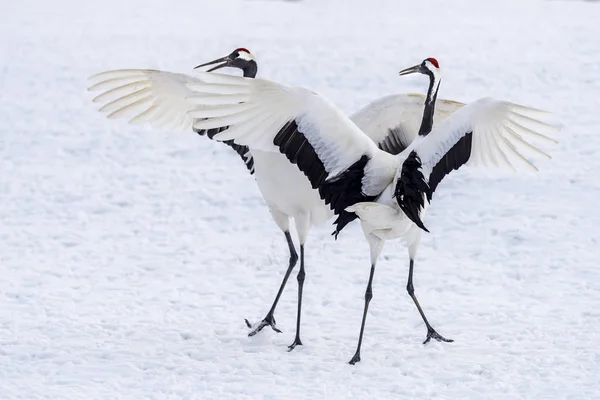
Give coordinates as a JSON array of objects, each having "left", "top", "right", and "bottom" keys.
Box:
[
  {"left": 348, "top": 261, "right": 376, "bottom": 365},
  {"left": 287, "top": 244, "right": 305, "bottom": 351},
  {"left": 406, "top": 258, "right": 453, "bottom": 344},
  {"left": 288, "top": 214, "right": 310, "bottom": 351},
  {"left": 245, "top": 230, "right": 298, "bottom": 336},
  {"left": 349, "top": 233, "right": 384, "bottom": 365}
]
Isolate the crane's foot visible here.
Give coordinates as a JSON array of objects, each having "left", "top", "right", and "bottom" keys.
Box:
[
  {"left": 287, "top": 336, "right": 303, "bottom": 352},
  {"left": 348, "top": 351, "right": 361, "bottom": 365},
  {"left": 245, "top": 314, "right": 281, "bottom": 337},
  {"left": 423, "top": 327, "right": 453, "bottom": 345}
]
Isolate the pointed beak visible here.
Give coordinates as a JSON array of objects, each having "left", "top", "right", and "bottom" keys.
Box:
[
  {"left": 398, "top": 64, "right": 421, "bottom": 76},
  {"left": 194, "top": 55, "right": 232, "bottom": 72}
]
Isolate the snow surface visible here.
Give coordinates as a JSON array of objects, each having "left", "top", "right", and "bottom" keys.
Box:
[{"left": 2, "top": 0, "right": 600, "bottom": 398}]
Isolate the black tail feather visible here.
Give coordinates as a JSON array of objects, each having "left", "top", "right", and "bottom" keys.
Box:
[
  {"left": 394, "top": 151, "right": 431, "bottom": 233},
  {"left": 319, "top": 155, "right": 376, "bottom": 238},
  {"left": 273, "top": 121, "right": 375, "bottom": 238}
]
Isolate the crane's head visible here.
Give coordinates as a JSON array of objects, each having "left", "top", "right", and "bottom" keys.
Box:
[
  {"left": 398, "top": 58, "right": 440, "bottom": 77},
  {"left": 195, "top": 48, "right": 257, "bottom": 78}
]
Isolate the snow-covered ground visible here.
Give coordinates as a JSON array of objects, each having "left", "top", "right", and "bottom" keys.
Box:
[{"left": 2, "top": 0, "right": 600, "bottom": 398}]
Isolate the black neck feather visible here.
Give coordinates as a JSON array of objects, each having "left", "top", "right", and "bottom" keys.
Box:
[
  {"left": 242, "top": 61, "right": 258, "bottom": 78},
  {"left": 418, "top": 70, "right": 440, "bottom": 137}
]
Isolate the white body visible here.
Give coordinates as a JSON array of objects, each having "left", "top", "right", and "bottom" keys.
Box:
[
  {"left": 252, "top": 149, "right": 331, "bottom": 238},
  {"left": 348, "top": 184, "right": 429, "bottom": 263}
]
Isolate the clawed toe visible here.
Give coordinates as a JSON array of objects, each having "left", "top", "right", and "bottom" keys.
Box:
[
  {"left": 348, "top": 352, "right": 361, "bottom": 365},
  {"left": 245, "top": 315, "right": 281, "bottom": 337},
  {"left": 423, "top": 328, "right": 453, "bottom": 345},
  {"left": 287, "top": 338, "right": 303, "bottom": 352}
]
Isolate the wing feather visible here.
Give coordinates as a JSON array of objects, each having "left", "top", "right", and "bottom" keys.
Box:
[
  {"left": 394, "top": 98, "right": 559, "bottom": 231},
  {"left": 504, "top": 125, "right": 551, "bottom": 160},
  {"left": 107, "top": 96, "right": 154, "bottom": 119},
  {"left": 92, "top": 80, "right": 151, "bottom": 103},
  {"left": 99, "top": 87, "right": 152, "bottom": 113},
  {"left": 507, "top": 117, "right": 558, "bottom": 144},
  {"left": 88, "top": 69, "right": 151, "bottom": 83},
  {"left": 129, "top": 104, "right": 160, "bottom": 124},
  {"left": 88, "top": 69, "right": 203, "bottom": 131}
]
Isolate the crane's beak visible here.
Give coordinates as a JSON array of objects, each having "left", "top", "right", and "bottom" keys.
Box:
[
  {"left": 194, "top": 55, "right": 232, "bottom": 72},
  {"left": 398, "top": 64, "right": 421, "bottom": 76}
]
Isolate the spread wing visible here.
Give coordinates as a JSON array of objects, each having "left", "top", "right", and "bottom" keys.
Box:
[{"left": 394, "top": 97, "right": 560, "bottom": 231}]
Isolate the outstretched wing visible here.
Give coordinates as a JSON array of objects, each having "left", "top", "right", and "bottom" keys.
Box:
[
  {"left": 88, "top": 69, "right": 255, "bottom": 174},
  {"left": 351, "top": 93, "right": 465, "bottom": 155},
  {"left": 394, "top": 97, "right": 560, "bottom": 231},
  {"left": 187, "top": 72, "right": 399, "bottom": 235}
]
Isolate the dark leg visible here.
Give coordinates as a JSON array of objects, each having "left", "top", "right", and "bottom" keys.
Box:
[
  {"left": 287, "top": 245, "right": 305, "bottom": 351},
  {"left": 245, "top": 231, "right": 298, "bottom": 336},
  {"left": 348, "top": 263, "right": 376, "bottom": 365},
  {"left": 407, "top": 259, "right": 453, "bottom": 344}
]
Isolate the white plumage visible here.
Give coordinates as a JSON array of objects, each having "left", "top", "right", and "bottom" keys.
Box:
[{"left": 89, "top": 69, "right": 198, "bottom": 130}]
